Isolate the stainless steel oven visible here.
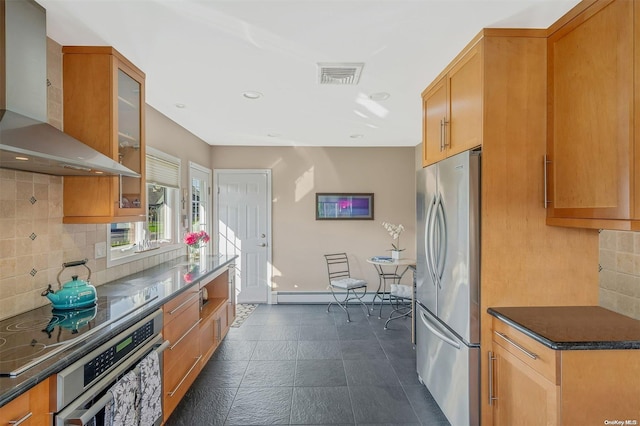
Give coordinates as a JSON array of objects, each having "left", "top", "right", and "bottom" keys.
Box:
[{"left": 54, "top": 309, "right": 168, "bottom": 426}]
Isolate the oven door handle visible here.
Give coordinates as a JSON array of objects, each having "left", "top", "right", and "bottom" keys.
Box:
[{"left": 62, "top": 338, "right": 169, "bottom": 425}]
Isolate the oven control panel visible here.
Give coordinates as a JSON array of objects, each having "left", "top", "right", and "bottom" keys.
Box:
[
  {"left": 83, "top": 319, "right": 155, "bottom": 386},
  {"left": 56, "top": 309, "right": 163, "bottom": 411}
]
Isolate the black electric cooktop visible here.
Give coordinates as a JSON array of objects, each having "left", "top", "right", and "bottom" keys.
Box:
[{"left": 0, "top": 292, "right": 158, "bottom": 377}]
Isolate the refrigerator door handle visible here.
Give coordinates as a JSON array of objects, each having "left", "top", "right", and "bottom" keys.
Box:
[
  {"left": 434, "top": 194, "right": 447, "bottom": 288},
  {"left": 425, "top": 194, "right": 438, "bottom": 286},
  {"left": 419, "top": 309, "right": 461, "bottom": 349}
]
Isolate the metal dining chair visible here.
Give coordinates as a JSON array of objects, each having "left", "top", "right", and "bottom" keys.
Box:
[
  {"left": 324, "top": 253, "right": 370, "bottom": 322},
  {"left": 384, "top": 284, "right": 413, "bottom": 329}
]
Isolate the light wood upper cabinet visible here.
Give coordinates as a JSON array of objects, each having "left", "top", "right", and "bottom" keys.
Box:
[
  {"left": 62, "top": 46, "right": 146, "bottom": 224},
  {"left": 421, "top": 42, "right": 482, "bottom": 167},
  {"left": 546, "top": 0, "right": 639, "bottom": 230}
]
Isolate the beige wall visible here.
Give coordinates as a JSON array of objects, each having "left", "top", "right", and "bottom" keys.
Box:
[
  {"left": 211, "top": 146, "right": 416, "bottom": 293},
  {"left": 146, "top": 105, "right": 212, "bottom": 190},
  {"left": 599, "top": 230, "right": 640, "bottom": 320}
]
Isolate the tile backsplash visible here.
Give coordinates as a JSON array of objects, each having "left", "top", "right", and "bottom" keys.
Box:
[
  {"left": 599, "top": 230, "right": 640, "bottom": 320},
  {"left": 0, "top": 169, "right": 182, "bottom": 320}
]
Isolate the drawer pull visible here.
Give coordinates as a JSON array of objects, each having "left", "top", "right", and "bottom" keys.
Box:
[
  {"left": 494, "top": 331, "right": 538, "bottom": 360},
  {"left": 167, "top": 355, "right": 202, "bottom": 397},
  {"left": 488, "top": 351, "right": 497, "bottom": 405},
  {"left": 9, "top": 412, "right": 33, "bottom": 425},
  {"left": 169, "top": 318, "right": 202, "bottom": 350},
  {"left": 168, "top": 293, "right": 199, "bottom": 315}
]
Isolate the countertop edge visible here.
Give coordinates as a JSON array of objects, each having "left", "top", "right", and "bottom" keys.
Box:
[
  {"left": 0, "top": 255, "right": 237, "bottom": 408},
  {"left": 487, "top": 307, "right": 640, "bottom": 351}
]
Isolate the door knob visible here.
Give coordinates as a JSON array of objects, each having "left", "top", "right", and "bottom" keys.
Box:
[
  {"left": 258, "top": 243, "right": 266, "bottom": 247},
  {"left": 260, "top": 233, "right": 266, "bottom": 238}
]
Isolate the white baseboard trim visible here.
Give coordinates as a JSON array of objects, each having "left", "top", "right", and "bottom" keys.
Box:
[{"left": 274, "top": 291, "right": 385, "bottom": 304}]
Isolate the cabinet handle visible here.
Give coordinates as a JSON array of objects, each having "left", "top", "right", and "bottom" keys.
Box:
[
  {"left": 494, "top": 331, "right": 538, "bottom": 360},
  {"left": 168, "top": 292, "right": 199, "bottom": 315},
  {"left": 543, "top": 155, "right": 551, "bottom": 208},
  {"left": 442, "top": 118, "right": 449, "bottom": 149},
  {"left": 8, "top": 412, "right": 32, "bottom": 425},
  {"left": 488, "top": 351, "right": 497, "bottom": 405},
  {"left": 169, "top": 318, "right": 202, "bottom": 350},
  {"left": 167, "top": 355, "right": 202, "bottom": 397},
  {"left": 439, "top": 118, "right": 445, "bottom": 151}
]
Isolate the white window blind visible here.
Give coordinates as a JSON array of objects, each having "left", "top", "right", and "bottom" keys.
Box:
[{"left": 146, "top": 152, "right": 180, "bottom": 188}]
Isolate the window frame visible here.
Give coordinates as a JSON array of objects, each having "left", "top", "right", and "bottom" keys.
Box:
[{"left": 106, "top": 148, "right": 182, "bottom": 268}]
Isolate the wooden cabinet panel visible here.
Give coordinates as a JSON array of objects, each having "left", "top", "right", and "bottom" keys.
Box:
[
  {"left": 547, "top": 0, "right": 637, "bottom": 228},
  {"left": 492, "top": 319, "right": 558, "bottom": 384},
  {"left": 421, "top": 42, "right": 482, "bottom": 167},
  {"left": 491, "top": 343, "right": 559, "bottom": 426},
  {"left": 163, "top": 289, "right": 199, "bottom": 328},
  {"left": 163, "top": 324, "right": 201, "bottom": 421},
  {"left": 561, "top": 350, "right": 640, "bottom": 425},
  {"left": 448, "top": 42, "right": 483, "bottom": 157},
  {"left": 491, "top": 320, "right": 640, "bottom": 426},
  {"left": 0, "top": 378, "right": 51, "bottom": 426},
  {"left": 422, "top": 78, "right": 447, "bottom": 166},
  {"left": 164, "top": 298, "right": 199, "bottom": 345},
  {"left": 62, "top": 46, "right": 146, "bottom": 224}
]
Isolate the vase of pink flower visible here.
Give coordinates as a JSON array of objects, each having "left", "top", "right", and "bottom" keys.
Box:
[{"left": 184, "top": 230, "right": 210, "bottom": 261}]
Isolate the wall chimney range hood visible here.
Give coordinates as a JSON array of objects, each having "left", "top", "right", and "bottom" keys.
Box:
[{"left": 0, "top": 0, "right": 139, "bottom": 177}]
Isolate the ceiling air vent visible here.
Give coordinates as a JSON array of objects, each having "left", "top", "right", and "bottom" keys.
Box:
[{"left": 317, "top": 63, "right": 364, "bottom": 85}]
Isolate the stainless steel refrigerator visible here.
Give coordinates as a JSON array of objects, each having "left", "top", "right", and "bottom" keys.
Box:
[{"left": 416, "top": 149, "right": 480, "bottom": 426}]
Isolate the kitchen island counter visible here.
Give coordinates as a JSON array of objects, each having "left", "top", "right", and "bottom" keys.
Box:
[
  {"left": 0, "top": 254, "right": 236, "bottom": 408},
  {"left": 488, "top": 305, "right": 640, "bottom": 350}
]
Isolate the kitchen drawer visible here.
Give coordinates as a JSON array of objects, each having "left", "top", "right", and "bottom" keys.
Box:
[
  {"left": 163, "top": 324, "right": 201, "bottom": 421},
  {"left": 0, "top": 378, "right": 51, "bottom": 426},
  {"left": 492, "top": 318, "right": 559, "bottom": 384},
  {"left": 0, "top": 391, "right": 30, "bottom": 425},
  {"left": 163, "top": 296, "right": 200, "bottom": 346},
  {"left": 163, "top": 288, "right": 199, "bottom": 326}
]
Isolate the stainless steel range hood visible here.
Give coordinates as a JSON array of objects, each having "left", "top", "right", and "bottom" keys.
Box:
[{"left": 0, "top": 0, "right": 139, "bottom": 177}]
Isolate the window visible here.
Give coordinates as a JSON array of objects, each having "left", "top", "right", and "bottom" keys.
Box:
[{"left": 107, "top": 148, "right": 181, "bottom": 266}]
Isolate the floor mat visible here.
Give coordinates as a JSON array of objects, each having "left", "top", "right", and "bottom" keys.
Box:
[{"left": 231, "top": 303, "right": 258, "bottom": 327}]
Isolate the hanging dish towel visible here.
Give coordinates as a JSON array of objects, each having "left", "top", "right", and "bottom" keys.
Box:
[
  {"left": 139, "top": 350, "right": 162, "bottom": 425},
  {"left": 104, "top": 370, "right": 139, "bottom": 426}
]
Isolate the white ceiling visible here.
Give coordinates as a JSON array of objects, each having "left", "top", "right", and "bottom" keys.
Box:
[{"left": 35, "top": 0, "right": 580, "bottom": 147}]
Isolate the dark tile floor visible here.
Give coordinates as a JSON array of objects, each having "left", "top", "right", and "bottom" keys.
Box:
[{"left": 166, "top": 303, "right": 450, "bottom": 426}]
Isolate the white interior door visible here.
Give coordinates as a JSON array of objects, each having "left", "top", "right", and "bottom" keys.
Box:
[{"left": 215, "top": 169, "right": 271, "bottom": 304}]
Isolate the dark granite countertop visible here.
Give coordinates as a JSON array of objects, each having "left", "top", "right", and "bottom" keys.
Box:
[
  {"left": 488, "top": 306, "right": 640, "bottom": 350},
  {"left": 0, "top": 254, "right": 237, "bottom": 408}
]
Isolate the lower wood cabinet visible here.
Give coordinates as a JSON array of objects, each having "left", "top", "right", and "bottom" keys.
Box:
[
  {"left": 162, "top": 288, "right": 202, "bottom": 422},
  {"left": 0, "top": 378, "right": 51, "bottom": 426},
  {"left": 490, "top": 319, "right": 640, "bottom": 425},
  {"left": 199, "top": 269, "right": 232, "bottom": 365},
  {"left": 162, "top": 266, "right": 236, "bottom": 422}
]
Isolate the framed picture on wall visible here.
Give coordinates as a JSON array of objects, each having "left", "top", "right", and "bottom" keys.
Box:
[{"left": 316, "top": 193, "right": 374, "bottom": 220}]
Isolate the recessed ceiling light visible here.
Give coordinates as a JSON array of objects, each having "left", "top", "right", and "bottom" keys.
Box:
[
  {"left": 369, "top": 92, "right": 390, "bottom": 101},
  {"left": 15, "top": 156, "right": 29, "bottom": 161},
  {"left": 243, "top": 91, "right": 263, "bottom": 100},
  {"left": 175, "top": 103, "right": 186, "bottom": 108},
  {"left": 350, "top": 134, "right": 364, "bottom": 139}
]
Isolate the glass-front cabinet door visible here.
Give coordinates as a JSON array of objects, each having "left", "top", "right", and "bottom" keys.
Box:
[
  {"left": 62, "top": 46, "right": 147, "bottom": 224},
  {"left": 115, "top": 65, "right": 145, "bottom": 218}
]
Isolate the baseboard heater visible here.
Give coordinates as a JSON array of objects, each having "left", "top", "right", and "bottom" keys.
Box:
[{"left": 273, "top": 291, "right": 385, "bottom": 304}]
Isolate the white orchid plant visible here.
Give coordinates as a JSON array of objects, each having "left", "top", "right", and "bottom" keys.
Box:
[{"left": 381, "top": 221, "right": 405, "bottom": 252}]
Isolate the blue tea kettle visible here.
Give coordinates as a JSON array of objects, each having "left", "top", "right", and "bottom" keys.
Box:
[{"left": 41, "top": 259, "right": 97, "bottom": 310}]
